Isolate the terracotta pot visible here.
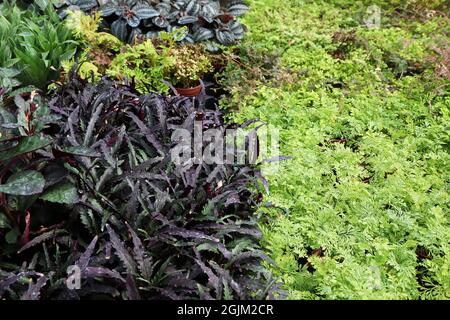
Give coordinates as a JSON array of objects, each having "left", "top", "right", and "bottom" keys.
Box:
[
  {"left": 218, "top": 13, "right": 234, "bottom": 23},
  {"left": 175, "top": 83, "right": 202, "bottom": 97}
]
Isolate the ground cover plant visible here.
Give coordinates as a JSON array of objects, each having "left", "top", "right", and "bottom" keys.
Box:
[{"left": 221, "top": 0, "right": 450, "bottom": 299}]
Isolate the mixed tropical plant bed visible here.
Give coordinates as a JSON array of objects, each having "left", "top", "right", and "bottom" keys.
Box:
[
  {"left": 0, "top": 0, "right": 449, "bottom": 301},
  {"left": 53, "top": 0, "right": 249, "bottom": 50},
  {"left": 61, "top": 11, "right": 213, "bottom": 94},
  {"left": 0, "top": 0, "right": 282, "bottom": 300},
  {"left": 221, "top": 0, "right": 450, "bottom": 299}
]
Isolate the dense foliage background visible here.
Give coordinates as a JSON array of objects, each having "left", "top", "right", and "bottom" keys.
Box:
[
  {"left": 221, "top": 0, "right": 449, "bottom": 299},
  {"left": 0, "top": 0, "right": 278, "bottom": 300},
  {"left": 0, "top": 0, "right": 449, "bottom": 300}
]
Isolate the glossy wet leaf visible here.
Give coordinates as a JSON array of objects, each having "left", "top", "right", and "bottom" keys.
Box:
[
  {"left": 5, "top": 227, "right": 19, "bottom": 244},
  {"left": 56, "top": 146, "right": 100, "bottom": 157},
  {"left": 0, "top": 170, "right": 45, "bottom": 195},
  {"left": 40, "top": 181, "right": 79, "bottom": 204},
  {"left": 0, "top": 135, "right": 52, "bottom": 162}
]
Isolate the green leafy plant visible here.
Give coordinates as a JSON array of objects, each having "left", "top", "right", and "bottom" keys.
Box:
[
  {"left": 0, "top": 89, "right": 77, "bottom": 261},
  {"left": 106, "top": 38, "right": 175, "bottom": 93},
  {"left": 54, "top": 0, "right": 249, "bottom": 49},
  {"left": 64, "top": 13, "right": 212, "bottom": 93},
  {"left": 223, "top": 0, "right": 450, "bottom": 300},
  {"left": 0, "top": 68, "right": 22, "bottom": 96},
  {"left": 60, "top": 10, "right": 122, "bottom": 82},
  {"left": 0, "top": 3, "right": 20, "bottom": 69},
  {"left": 0, "top": 0, "right": 78, "bottom": 91},
  {"left": 63, "top": 12, "right": 176, "bottom": 92},
  {"left": 168, "top": 44, "right": 213, "bottom": 88}
]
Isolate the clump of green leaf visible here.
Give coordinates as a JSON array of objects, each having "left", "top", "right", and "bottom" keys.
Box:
[
  {"left": 0, "top": 0, "right": 77, "bottom": 91},
  {"left": 105, "top": 37, "right": 175, "bottom": 93},
  {"left": 64, "top": 12, "right": 213, "bottom": 94},
  {"left": 224, "top": 0, "right": 450, "bottom": 300},
  {"left": 62, "top": 15, "right": 181, "bottom": 93},
  {"left": 0, "top": 68, "right": 22, "bottom": 96},
  {"left": 0, "top": 88, "right": 78, "bottom": 265},
  {"left": 168, "top": 44, "right": 213, "bottom": 87}
]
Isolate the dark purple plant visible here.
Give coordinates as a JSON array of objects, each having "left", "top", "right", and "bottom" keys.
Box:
[{"left": 0, "top": 70, "right": 280, "bottom": 300}]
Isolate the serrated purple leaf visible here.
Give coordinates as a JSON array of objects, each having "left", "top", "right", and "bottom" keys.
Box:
[{"left": 106, "top": 224, "right": 136, "bottom": 274}]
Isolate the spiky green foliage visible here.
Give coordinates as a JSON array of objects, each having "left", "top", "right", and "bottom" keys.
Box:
[{"left": 0, "top": 0, "right": 77, "bottom": 91}]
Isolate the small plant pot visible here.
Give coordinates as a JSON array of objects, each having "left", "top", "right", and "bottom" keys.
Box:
[
  {"left": 175, "top": 83, "right": 203, "bottom": 97},
  {"left": 218, "top": 13, "right": 235, "bottom": 23}
]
